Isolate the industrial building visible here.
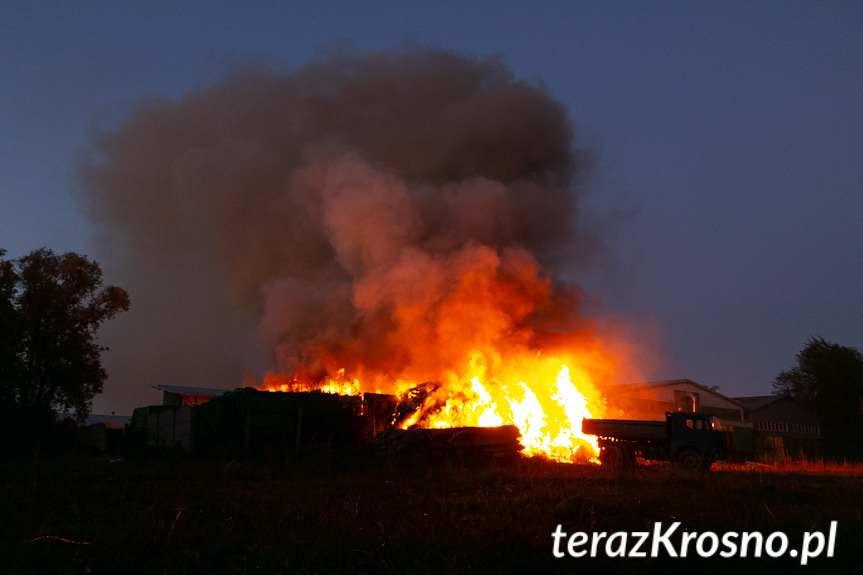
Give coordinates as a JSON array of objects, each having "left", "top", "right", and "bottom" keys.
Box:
[{"left": 605, "top": 379, "right": 822, "bottom": 462}]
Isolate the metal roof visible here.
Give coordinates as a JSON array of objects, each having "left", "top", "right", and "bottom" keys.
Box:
[
  {"left": 732, "top": 395, "right": 788, "bottom": 411},
  {"left": 606, "top": 379, "right": 747, "bottom": 408}
]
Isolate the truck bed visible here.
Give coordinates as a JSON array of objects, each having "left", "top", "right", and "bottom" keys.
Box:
[{"left": 582, "top": 418, "right": 667, "bottom": 441}]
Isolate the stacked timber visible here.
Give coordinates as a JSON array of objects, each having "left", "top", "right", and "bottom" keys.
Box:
[{"left": 375, "top": 425, "right": 523, "bottom": 463}]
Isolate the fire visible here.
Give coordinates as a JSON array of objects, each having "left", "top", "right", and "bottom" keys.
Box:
[
  {"left": 263, "top": 369, "right": 360, "bottom": 396},
  {"left": 403, "top": 351, "right": 603, "bottom": 461},
  {"left": 259, "top": 244, "right": 624, "bottom": 463},
  {"left": 261, "top": 349, "right": 605, "bottom": 462}
]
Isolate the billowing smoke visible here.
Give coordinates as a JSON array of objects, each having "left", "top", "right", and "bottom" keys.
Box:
[{"left": 79, "top": 47, "right": 620, "bottom": 407}]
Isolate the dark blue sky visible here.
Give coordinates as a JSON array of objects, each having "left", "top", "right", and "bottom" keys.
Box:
[{"left": 2, "top": 2, "right": 861, "bottom": 412}]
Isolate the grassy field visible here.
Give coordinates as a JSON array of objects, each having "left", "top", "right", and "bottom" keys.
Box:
[{"left": 1, "top": 451, "right": 860, "bottom": 574}]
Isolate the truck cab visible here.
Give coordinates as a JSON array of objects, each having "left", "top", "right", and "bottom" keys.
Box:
[{"left": 667, "top": 411, "right": 727, "bottom": 468}]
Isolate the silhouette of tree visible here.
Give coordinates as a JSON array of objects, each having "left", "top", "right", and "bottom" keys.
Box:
[
  {"left": 774, "top": 336, "right": 863, "bottom": 460},
  {"left": 0, "top": 248, "right": 129, "bottom": 427}
]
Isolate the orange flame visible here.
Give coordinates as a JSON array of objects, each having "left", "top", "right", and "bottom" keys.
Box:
[
  {"left": 399, "top": 351, "right": 604, "bottom": 461},
  {"left": 262, "top": 350, "right": 606, "bottom": 462},
  {"left": 262, "top": 369, "right": 360, "bottom": 396},
  {"left": 259, "top": 244, "right": 628, "bottom": 462}
]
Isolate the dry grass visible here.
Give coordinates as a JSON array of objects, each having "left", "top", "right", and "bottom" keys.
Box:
[
  {"left": 716, "top": 457, "right": 863, "bottom": 476},
  {"left": 1, "top": 453, "right": 860, "bottom": 574}
]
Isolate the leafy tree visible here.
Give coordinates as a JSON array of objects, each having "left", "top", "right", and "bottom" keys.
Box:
[
  {"left": 0, "top": 248, "right": 130, "bottom": 427},
  {"left": 0, "top": 249, "right": 18, "bottom": 404},
  {"left": 773, "top": 336, "right": 863, "bottom": 460}
]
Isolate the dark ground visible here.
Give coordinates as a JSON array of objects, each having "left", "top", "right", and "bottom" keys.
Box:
[{"left": 1, "top": 451, "right": 860, "bottom": 575}]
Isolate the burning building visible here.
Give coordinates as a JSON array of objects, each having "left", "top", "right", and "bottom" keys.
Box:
[{"left": 80, "top": 47, "right": 643, "bottom": 463}]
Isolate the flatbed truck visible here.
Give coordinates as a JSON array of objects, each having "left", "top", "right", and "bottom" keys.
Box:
[{"left": 582, "top": 411, "right": 727, "bottom": 470}]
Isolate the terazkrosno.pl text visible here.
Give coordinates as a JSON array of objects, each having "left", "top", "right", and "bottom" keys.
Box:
[{"left": 552, "top": 521, "right": 837, "bottom": 565}]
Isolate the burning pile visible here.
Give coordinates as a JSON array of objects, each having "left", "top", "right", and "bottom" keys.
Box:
[
  {"left": 260, "top": 242, "right": 612, "bottom": 461},
  {"left": 81, "top": 47, "right": 637, "bottom": 462}
]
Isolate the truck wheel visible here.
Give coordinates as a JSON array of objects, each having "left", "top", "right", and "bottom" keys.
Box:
[{"left": 676, "top": 448, "right": 703, "bottom": 470}]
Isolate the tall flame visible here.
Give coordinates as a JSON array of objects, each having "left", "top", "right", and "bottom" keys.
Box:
[
  {"left": 262, "top": 340, "right": 609, "bottom": 462},
  {"left": 256, "top": 241, "right": 623, "bottom": 462},
  {"left": 255, "top": 240, "right": 620, "bottom": 462},
  {"left": 418, "top": 354, "right": 603, "bottom": 461}
]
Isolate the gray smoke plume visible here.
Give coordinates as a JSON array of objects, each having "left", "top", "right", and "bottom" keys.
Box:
[{"left": 79, "top": 47, "right": 609, "bottom": 408}]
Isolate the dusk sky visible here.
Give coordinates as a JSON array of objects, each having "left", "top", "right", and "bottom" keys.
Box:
[{"left": 2, "top": 2, "right": 861, "bottom": 414}]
